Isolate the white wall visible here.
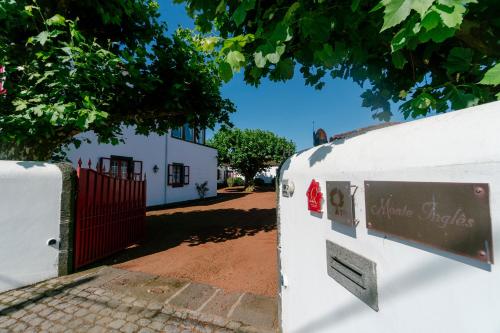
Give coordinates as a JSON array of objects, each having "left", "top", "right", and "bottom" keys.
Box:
[
  {"left": 66, "top": 127, "right": 167, "bottom": 207},
  {"left": 0, "top": 161, "right": 62, "bottom": 292},
  {"left": 279, "top": 101, "right": 500, "bottom": 333},
  {"left": 166, "top": 136, "right": 217, "bottom": 203}
]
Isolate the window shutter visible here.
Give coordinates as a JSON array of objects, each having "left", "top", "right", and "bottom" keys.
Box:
[
  {"left": 167, "top": 164, "right": 173, "bottom": 185},
  {"left": 184, "top": 166, "right": 190, "bottom": 185}
]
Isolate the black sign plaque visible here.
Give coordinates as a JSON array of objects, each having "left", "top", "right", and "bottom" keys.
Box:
[{"left": 365, "top": 181, "right": 493, "bottom": 263}]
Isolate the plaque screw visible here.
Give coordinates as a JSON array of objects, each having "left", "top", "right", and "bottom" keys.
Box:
[
  {"left": 474, "top": 186, "right": 484, "bottom": 196},
  {"left": 478, "top": 250, "right": 487, "bottom": 257},
  {"left": 367, "top": 222, "right": 373, "bottom": 228}
]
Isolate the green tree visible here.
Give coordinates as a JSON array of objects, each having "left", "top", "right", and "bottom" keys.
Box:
[
  {"left": 0, "top": 0, "right": 235, "bottom": 160},
  {"left": 177, "top": 0, "right": 499, "bottom": 120},
  {"left": 209, "top": 128, "right": 295, "bottom": 189}
]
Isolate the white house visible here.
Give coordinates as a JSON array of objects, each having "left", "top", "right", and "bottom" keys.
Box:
[
  {"left": 217, "top": 165, "right": 278, "bottom": 185},
  {"left": 66, "top": 125, "right": 218, "bottom": 207},
  {"left": 217, "top": 165, "right": 239, "bottom": 184},
  {"left": 256, "top": 166, "right": 278, "bottom": 184}
]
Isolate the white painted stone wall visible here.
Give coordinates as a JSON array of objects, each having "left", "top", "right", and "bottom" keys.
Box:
[
  {"left": 66, "top": 127, "right": 217, "bottom": 206},
  {"left": 0, "top": 161, "right": 62, "bottom": 293},
  {"left": 279, "top": 101, "right": 500, "bottom": 333}
]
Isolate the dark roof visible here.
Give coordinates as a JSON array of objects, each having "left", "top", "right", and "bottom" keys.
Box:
[{"left": 330, "top": 122, "right": 401, "bottom": 142}]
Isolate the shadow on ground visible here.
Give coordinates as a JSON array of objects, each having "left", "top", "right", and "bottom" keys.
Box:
[
  {"left": 95, "top": 191, "right": 277, "bottom": 267},
  {"left": 147, "top": 191, "right": 250, "bottom": 211},
  {"left": 0, "top": 276, "right": 95, "bottom": 316},
  {"left": 214, "top": 186, "right": 276, "bottom": 194}
]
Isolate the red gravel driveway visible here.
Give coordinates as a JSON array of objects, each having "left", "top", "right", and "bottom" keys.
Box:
[{"left": 106, "top": 188, "right": 278, "bottom": 297}]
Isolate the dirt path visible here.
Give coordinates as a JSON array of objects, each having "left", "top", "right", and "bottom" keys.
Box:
[{"left": 107, "top": 188, "right": 278, "bottom": 297}]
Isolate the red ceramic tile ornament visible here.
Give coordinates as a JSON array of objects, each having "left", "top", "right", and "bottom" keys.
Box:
[{"left": 307, "top": 179, "right": 323, "bottom": 213}]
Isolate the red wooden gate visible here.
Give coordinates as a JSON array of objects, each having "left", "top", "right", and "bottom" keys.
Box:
[{"left": 74, "top": 159, "right": 146, "bottom": 270}]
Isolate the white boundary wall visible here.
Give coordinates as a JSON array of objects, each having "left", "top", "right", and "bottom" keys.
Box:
[
  {"left": 0, "top": 161, "right": 62, "bottom": 292},
  {"left": 279, "top": 101, "right": 500, "bottom": 333}
]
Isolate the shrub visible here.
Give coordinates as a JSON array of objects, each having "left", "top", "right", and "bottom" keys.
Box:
[
  {"left": 227, "top": 177, "right": 244, "bottom": 187},
  {"left": 254, "top": 178, "right": 265, "bottom": 186},
  {"left": 245, "top": 184, "right": 256, "bottom": 192}
]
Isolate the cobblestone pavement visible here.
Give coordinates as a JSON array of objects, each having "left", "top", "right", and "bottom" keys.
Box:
[{"left": 0, "top": 267, "right": 277, "bottom": 333}]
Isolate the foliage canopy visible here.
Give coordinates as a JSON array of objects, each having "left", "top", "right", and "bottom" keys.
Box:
[
  {"left": 178, "top": 0, "right": 499, "bottom": 120},
  {"left": 209, "top": 128, "right": 295, "bottom": 187},
  {"left": 0, "top": 0, "right": 235, "bottom": 160}
]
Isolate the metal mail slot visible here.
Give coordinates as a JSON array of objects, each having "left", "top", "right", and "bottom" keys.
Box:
[
  {"left": 326, "top": 240, "right": 378, "bottom": 311},
  {"left": 329, "top": 256, "right": 365, "bottom": 289}
]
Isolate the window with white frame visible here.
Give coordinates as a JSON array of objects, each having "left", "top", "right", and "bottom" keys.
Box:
[{"left": 109, "top": 156, "right": 133, "bottom": 179}]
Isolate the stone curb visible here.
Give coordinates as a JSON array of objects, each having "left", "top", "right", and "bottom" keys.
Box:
[
  {"left": 161, "top": 303, "right": 276, "bottom": 333},
  {"left": 0, "top": 266, "right": 278, "bottom": 333},
  {"left": 77, "top": 266, "right": 277, "bottom": 333}
]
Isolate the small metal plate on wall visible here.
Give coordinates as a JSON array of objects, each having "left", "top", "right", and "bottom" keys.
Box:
[
  {"left": 365, "top": 181, "right": 494, "bottom": 263},
  {"left": 326, "top": 240, "right": 378, "bottom": 311},
  {"left": 282, "top": 179, "right": 295, "bottom": 197},
  {"left": 326, "top": 181, "right": 355, "bottom": 226}
]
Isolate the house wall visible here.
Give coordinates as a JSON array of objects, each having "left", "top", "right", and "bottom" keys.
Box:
[
  {"left": 166, "top": 136, "right": 218, "bottom": 203},
  {"left": 0, "top": 161, "right": 62, "bottom": 292},
  {"left": 279, "top": 101, "right": 500, "bottom": 333},
  {"left": 67, "top": 128, "right": 218, "bottom": 206},
  {"left": 217, "top": 166, "right": 227, "bottom": 184},
  {"left": 65, "top": 127, "right": 167, "bottom": 207}
]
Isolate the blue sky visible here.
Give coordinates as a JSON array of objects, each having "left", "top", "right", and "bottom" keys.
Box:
[{"left": 159, "top": 1, "right": 405, "bottom": 150}]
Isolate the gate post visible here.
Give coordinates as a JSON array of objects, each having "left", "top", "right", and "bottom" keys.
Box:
[{"left": 56, "top": 163, "right": 77, "bottom": 276}]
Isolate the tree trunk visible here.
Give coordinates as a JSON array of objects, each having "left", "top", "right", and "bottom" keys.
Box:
[{"left": 244, "top": 173, "right": 256, "bottom": 192}]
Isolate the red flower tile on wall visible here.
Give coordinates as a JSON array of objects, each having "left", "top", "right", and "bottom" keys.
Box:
[{"left": 306, "top": 179, "right": 323, "bottom": 213}]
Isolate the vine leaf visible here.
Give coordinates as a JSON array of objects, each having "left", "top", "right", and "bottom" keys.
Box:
[
  {"left": 381, "top": 0, "right": 412, "bottom": 31},
  {"left": 219, "top": 62, "right": 233, "bottom": 82},
  {"left": 381, "top": 0, "right": 434, "bottom": 31},
  {"left": 273, "top": 58, "right": 294, "bottom": 81},
  {"left": 226, "top": 50, "right": 245, "bottom": 71},
  {"left": 479, "top": 63, "right": 500, "bottom": 86},
  {"left": 46, "top": 14, "right": 65, "bottom": 26},
  {"left": 254, "top": 51, "right": 267, "bottom": 68},
  {"left": 449, "top": 88, "right": 479, "bottom": 109},
  {"left": 445, "top": 47, "right": 473, "bottom": 75},
  {"left": 433, "top": 3, "right": 465, "bottom": 28}
]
